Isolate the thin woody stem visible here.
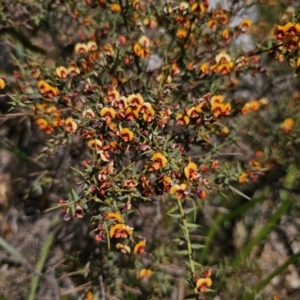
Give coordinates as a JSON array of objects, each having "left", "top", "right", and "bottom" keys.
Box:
[{"left": 176, "top": 197, "right": 195, "bottom": 274}]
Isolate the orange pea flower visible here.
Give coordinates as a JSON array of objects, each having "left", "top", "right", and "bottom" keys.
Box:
[
  {"left": 0, "top": 78, "right": 5, "bottom": 89},
  {"left": 212, "top": 9, "right": 228, "bottom": 24},
  {"left": 139, "top": 269, "right": 152, "bottom": 280},
  {"left": 37, "top": 80, "right": 50, "bottom": 94},
  {"left": 107, "top": 89, "right": 120, "bottom": 102},
  {"left": 274, "top": 25, "right": 285, "bottom": 39},
  {"left": 170, "top": 184, "right": 187, "bottom": 199},
  {"left": 239, "top": 172, "right": 248, "bottom": 184},
  {"left": 105, "top": 212, "right": 123, "bottom": 223},
  {"left": 184, "top": 162, "right": 198, "bottom": 180},
  {"left": 134, "top": 240, "right": 146, "bottom": 254},
  {"left": 210, "top": 95, "right": 224, "bottom": 105},
  {"left": 172, "top": 63, "right": 180, "bottom": 76},
  {"left": 280, "top": 118, "right": 295, "bottom": 134},
  {"left": 176, "top": 114, "right": 190, "bottom": 125},
  {"left": 87, "top": 41, "right": 97, "bottom": 51},
  {"left": 187, "top": 106, "right": 202, "bottom": 118},
  {"left": 47, "top": 86, "right": 58, "bottom": 98},
  {"left": 113, "top": 96, "right": 127, "bottom": 110},
  {"left": 123, "top": 179, "right": 138, "bottom": 189},
  {"left": 132, "top": 0, "right": 140, "bottom": 9},
  {"left": 211, "top": 52, "right": 234, "bottom": 74},
  {"left": 116, "top": 243, "right": 131, "bottom": 254},
  {"left": 133, "top": 35, "right": 150, "bottom": 58},
  {"left": 37, "top": 80, "right": 58, "bottom": 97},
  {"left": 207, "top": 19, "right": 217, "bottom": 29},
  {"left": 119, "top": 128, "right": 134, "bottom": 142},
  {"left": 56, "top": 66, "right": 68, "bottom": 78},
  {"left": 82, "top": 108, "right": 96, "bottom": 119},
  {"left": 211, "top": 102, "right": 231, "bottom": 118},
  {"left": 102, "top": 43, "right": 114, "bottom": 56},
  {"left": 74, "top": 204, "right": 84, "bottom": 218},
  {"left": 65, "top": 117, "right": 78, "bottom": 132},
  {"left": 109, "top": 224, "right": 133, "bottom": 238},
  {"left": 179, "top": 2, "right": 189, "bottom": 11},
  {"left": 162, "top": 176, "right": 172, "bottom": 192},
  {"left": 68, "top": 62, "right": 80, "bottom": 75},
  {"left": 152, "top": 153, "right": 168, "bottom": 169},
  {"left": 88, "top": 139, "right": 103, "bottom": 151},
  {"left": 75, "top": 43, "right": 88, "bottom": 55},
  {"left": 222, "top": 28, "right": 230, "bottom": 42},
  {"left": 196, "top": 277, "right": 212, "bottom": 292},
  {"left": 175, "top": 16, "right": 191, "bottom": 27},
  {"left": 100, "top": 107, "right": 116, "bottom": 120},
  {"left": 200, "top": 62, "right": 209, "bottom": 74},
  {"left": 239, "top": 19, "right": 252, "bottom": 33},
  {"left": 191, "top": 2, "right": 207, "bottom": 14},
  {"left": 140, "top": 102, "right": 155, "bottom": 122},
  {"left": 85, "top": 291, "right": 93, "bottom": 300},
  {"left": 127, "top": 93, "right": 144, "bottom": 107},
  {"left": 241, "top": 100, "right": 260, "bottom": 114},
  {"left": 176, "top": 28, "right": 188, "bottom": 39},
  {"left": 35, "top": 118, "right": 48, "bottom": 131},
  {"left": 111, "top": 3, "right": 121, "bottom": 12},
  {"left": 282, "top": 22, "right": 300, "bottom": 36},
  {"left": 125, "top": 106, "right": 140, "bottom": 120}
]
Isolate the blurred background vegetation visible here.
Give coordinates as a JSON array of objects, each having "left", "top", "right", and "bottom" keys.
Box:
[{"left": 1, "top": 1, "right": 300, "bottom": 299}]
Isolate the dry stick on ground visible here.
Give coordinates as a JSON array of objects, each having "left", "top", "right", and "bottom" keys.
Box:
[
  {"left": 99, "top": 275, "right": 106, "bottom": 300},
  {"left": 60, "top": 281, "right": 92, "bottom": 296},
  {"left": 120, "top": 283, "right": 142, "bottom": 295},
  {"left": 57, "top": 268, "right": 89, "bottom": 281}
]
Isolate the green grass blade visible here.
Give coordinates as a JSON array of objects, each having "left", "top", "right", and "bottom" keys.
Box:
[
  {"left": 232, "top": 197, "right": 292, "bottom": 268},
  {"left": 0, "top": 236, "right": 28, "bottom": 265},
  {"left": 28, "top": 219, "right": 60, "bottom": 300},
  {"left": 242, "top": 251, "right": 300, "bottom": 300}
]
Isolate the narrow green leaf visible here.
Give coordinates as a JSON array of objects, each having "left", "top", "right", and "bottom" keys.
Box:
[
  {"left": 28, "top": 218, "right": 60, "bottom": 300},
  {"left": 191, "top": 243, "right": 205, "bottom": 249},
  {"left": 166, "top": 206, "right": 178, "bottom": 215},
  {"left": 71, "top": 188, "right": 80, "bottom": 201},
  {"left": 176, "top": 250, "right": 189, "bottom": 256},
  {"left": 256, "top": 251, "right": 300, "bottom": 292},
  {"left": 0, "top": 236, "right": 28, "bottom": 265},
  {"left": 162, "top": 135, "right": 170, "bottom": 151},
  {"left": 103, "top": 221, "right": 110, "bottom": 251},
  {"left": 70, "top": 166, "right": 85, "bottom": 177},
  {"left": 168, "top": 213, "right": 181, "bottom": 218},
  {"left": 232, "top": 198, "right": 292, "bottom": 268},
  {"left": 186, "top": 223, "right": 200, "bottom": 228}
]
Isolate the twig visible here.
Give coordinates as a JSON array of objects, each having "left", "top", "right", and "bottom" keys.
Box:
[
  {"left": 229, "top": 184, "right": 252, "bottom": 201},
  {"left": 0, "top": 111, "right": 35, "bottom": 119},
  {"left": 57, "top": 269, "right": 88, "bottom": 281},
  {"left": 12, "top": 170, "right": 54, "bottom": 182},
  {"left": 0, "top": 107, "right": 74, "bottom": 120},
  {"left": 46, "top": 258, "right": 67, "bottom": 272},
  {"left": 120, "top": 283, "right": 142, "bottom": 295},
  {"left": 60, "top": 281, "right": 92, "bottom": 295}
]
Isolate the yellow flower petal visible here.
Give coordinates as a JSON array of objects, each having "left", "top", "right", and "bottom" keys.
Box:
[
  {"left": 0, "top": 78, "right": 5, "bottom": 89},
  {"left": 56, "top": 66, "right": 68, "bottom": 78},
  {"left": 139, "top": 269, "right": 152, "bottom": 279}
]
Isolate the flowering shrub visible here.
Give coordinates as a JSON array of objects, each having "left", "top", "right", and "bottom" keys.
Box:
[{"left": 2, "top": 0, "right": 300, "bottom": 299}]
